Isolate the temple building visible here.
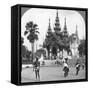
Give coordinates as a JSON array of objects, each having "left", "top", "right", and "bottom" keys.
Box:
[{"left": 43, "top": 10, "right": 79, "bottom": 59}]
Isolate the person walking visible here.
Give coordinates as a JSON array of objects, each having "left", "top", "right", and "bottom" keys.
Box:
[
  {"left": 75, "top": 62, "right": 81, "bottom": 75},
  {"left": 33, "top": 56, "right": 40, "bottom": 81},
  {"left": 63, "top": 61, "right": 69, "bottom": 77},
  {"left": 33, "top": 58, "right": 36, "bottom": 71}
]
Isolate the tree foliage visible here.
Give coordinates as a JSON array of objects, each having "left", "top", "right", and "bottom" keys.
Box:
[
  {"left": 24, "top": 21, "right": 39, "bottom": 43},
  {"left": 78, "top": 40, "right": 86, "bottom": 56}
]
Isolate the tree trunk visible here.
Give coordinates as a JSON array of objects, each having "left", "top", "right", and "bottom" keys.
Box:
[
  {"left": 62, "top": 49, "right": 64, "bottom": 58},
  {"left": 31, "top": 42, "right": 34, "bottom": 62}
]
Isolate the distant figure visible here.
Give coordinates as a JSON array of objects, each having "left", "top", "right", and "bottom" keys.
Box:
[
  {"left": 64, "top": 57, "right": 68, "bottom": 63},
  {"left": 63, "top": 62, "right": 69, "bottom": 77},
  {"left": 33, "top": 56, "right": 40, "bottom": 80},
  {"left": 55, "top": 56, "right": 60, "bottom": 65},
  {"left": 75, "top": 62, "right": 81, "bottom": 75},
  {"left": 81, "top": 57, "right": 85, "bottom": 70},
  {"left": 39, "top": 54, "right": 45, "bottom": 65},
  {"left": 42, "top": 61, "right": 45, "bottom": 65},
  {"left": 81, "top": 63, "right": 85, "bottom": 70},
  {"left": 62, "top": 57, "right": 66, "bottom": 63}
]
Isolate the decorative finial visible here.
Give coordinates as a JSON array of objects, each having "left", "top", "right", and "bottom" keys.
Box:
[
  {"left": 49, "top": 18, "right": 50, "bottom": 23},
  {"left": 65, "top": 17, "right": 66, "bottom": 25}
]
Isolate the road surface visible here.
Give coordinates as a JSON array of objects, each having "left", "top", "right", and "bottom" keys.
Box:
[{"left": 21, "top": 66, "right": 85, "bottom": 83}]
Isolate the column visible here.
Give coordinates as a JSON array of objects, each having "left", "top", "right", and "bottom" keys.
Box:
[
  {"left": 44, "top": 48, "right": 48, "bottom": 59},
  {"left": 50, "top": 48, "right": 52, "bottom": 60},
  {"left": 57, "top": 48, "right": 59, "bottom": 58},
  {"left": 59, "top": 51, "right": 62, "bottom": 58}
]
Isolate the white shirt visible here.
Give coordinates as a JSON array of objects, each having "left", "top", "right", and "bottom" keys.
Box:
[{"left": 63, "top": 63, "right": 68, "bottom": 68}]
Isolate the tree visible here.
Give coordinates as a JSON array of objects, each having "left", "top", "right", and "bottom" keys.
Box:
[
  {"left": 21, "top": 37, "right": 26, "bottom": 71},
  {"left": 24, "top": 21, "right": 39, "bottom": 62},
  {"left": 21, "top": 37, "right": 27, "bottom": 59},
  {"left": 78, "top": 40, "right": 85, "bottom": 57}
]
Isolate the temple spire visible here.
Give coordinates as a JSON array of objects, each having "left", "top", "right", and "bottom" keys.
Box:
[
  {"left": 47, "top": 18, "right": 52, "bottom": 33},
  {"left": 75, "top": 25, "right": 78, "bottom": 35},
  {"left": 46, "top": 18, "right": 52, "bottom": 37},
  {"left": 64, "top": 17, "right": 67, "bottom": 31},
  {"left": 54, "top": 10, "right": 61, "bottom": 33},
  {"left": 63, "top": 17, "right": 68, "bottom": 36},
  {"left": 75, "top": 25, "right": 79, "bottom": 44},
  {"left": 56, "top": 10, "right": 59, "bottom": 20}
]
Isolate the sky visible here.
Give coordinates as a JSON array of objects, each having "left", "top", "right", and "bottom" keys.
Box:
[{"left": 21, "top": 8, "right": 85, "bottom": 51}]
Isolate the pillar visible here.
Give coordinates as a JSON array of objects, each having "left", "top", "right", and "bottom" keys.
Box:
[
  {"left": 50, "top": 48, "right": 52, "bottom": 60},
  {"left": 57, "top": 48, "right": 60, "bottom": 58}
]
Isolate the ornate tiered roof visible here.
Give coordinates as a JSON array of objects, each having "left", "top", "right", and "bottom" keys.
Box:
[
  {"left": 44, "top": 10, "right": 79, "bottom": 51},
  {"left": 54, "top": 10, "right": 61, "bottom": 33}
]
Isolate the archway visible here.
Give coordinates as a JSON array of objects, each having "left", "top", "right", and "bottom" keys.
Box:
[{"left": 52, "top": 47, "right": 57, "bottom": 59}]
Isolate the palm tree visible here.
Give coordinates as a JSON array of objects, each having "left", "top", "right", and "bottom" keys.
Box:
[{"left": 24, "top": 21, "right": 39, "bottom": 62}]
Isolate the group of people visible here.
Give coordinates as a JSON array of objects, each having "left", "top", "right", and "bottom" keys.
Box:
[
  {"left": 32, "top": 56, "right": 84, "bottom": 80},
  {"left": 62, "top": 57, "right": 84, "bottom": 77}
]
